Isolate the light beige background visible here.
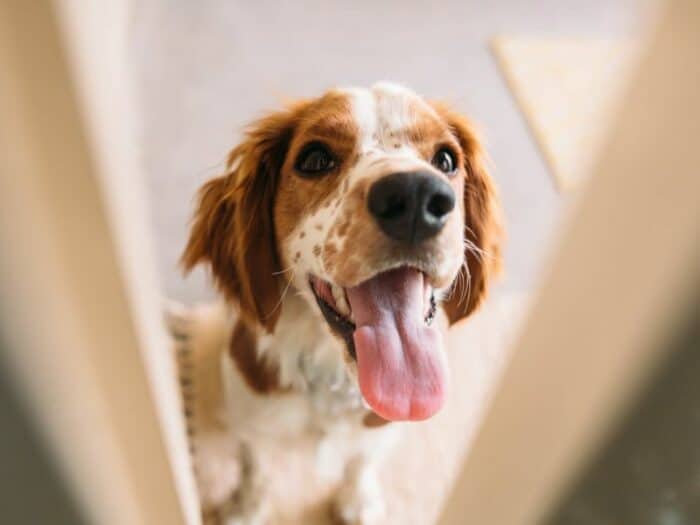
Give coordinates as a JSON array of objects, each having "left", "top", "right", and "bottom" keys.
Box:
[{"left": 128, "top": 0, "right": 655, "bottom": 306}]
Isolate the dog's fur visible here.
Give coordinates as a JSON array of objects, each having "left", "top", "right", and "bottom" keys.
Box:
[{"left": 182, "top": 83, "right": 502, "bottom": 524}]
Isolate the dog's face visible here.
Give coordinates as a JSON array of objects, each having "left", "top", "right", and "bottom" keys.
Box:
[{"left": 183, "top": 83, "right": 502, "bottom": 421}]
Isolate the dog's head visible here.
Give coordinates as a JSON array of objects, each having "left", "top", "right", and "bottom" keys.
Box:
[{"left": 183, "top": 83, "right": 502, "bottom": 421}]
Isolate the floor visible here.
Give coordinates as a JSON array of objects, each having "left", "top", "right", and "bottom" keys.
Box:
[{"left": 129, "top": 0, "right": 653, "bottom": 305}]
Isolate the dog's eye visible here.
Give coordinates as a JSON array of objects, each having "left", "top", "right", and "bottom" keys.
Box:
[
  {"left": 295, "top": 143, "right": 336, "bottom": 176},
  {"left": 432, "top": 148, "right": 457, "bottom": 175}
]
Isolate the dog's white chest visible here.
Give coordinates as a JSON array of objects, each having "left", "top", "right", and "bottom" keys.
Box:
[{"left": 222, "top": 297, "right": 366, "bottom": 439}]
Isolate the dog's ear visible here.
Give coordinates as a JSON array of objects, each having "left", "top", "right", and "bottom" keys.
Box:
[
  {"left": 432, "top": 102, "right": 504, "bottom": 324},
  {"left": 182, "top": 101, "right": 309, "bottom": 332}
]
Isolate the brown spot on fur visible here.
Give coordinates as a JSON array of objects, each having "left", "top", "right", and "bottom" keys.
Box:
[
  {"left": 363, "top": 411, "right": 390, "bottom": 428},
  {"left": 299, "top": 231, "right": 305, "bottom": 238},
  {"left": 337, "top": 218, "right": 350, "bottom": 237},
  {"left": 229, "top": 320, "right": 286, "bottom": 394},
  {"left": 322, "top": 186, "right": 380, "bottom": 286},
  {"left": 313, "top": 245, "right": 321, "bottom": 257},
  {"left": 315, "top": 223, "right": 323, "bottom": 231},
  {"left": 322, "top": 242, "right": 338, "bottom": 268},
  {"left": 294, "top": 251, "right": 301, "bottom": 261},
  {"left": 334, "top": 254, "right": 363, "bottom": 285}
]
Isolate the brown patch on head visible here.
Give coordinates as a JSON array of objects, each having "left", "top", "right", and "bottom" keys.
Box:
[
  {"left": 229, "top": 319, "right": 286, "bottom": 394},
  {"left": 405, "top": 98, "right": 459, "bottom": 161},
  {"left": 274, "top": 91, "right": 359, "bottom": 244}
]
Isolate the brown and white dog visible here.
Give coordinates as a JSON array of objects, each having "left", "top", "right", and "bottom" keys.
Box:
[{"left": 182, "top": 82, "right": 502, "bottom": 524}]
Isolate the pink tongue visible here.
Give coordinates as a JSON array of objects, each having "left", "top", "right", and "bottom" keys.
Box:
[{"left": 346, "top": 268, "right": 447, "bottom": 421}]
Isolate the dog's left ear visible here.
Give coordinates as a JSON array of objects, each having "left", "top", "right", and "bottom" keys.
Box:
[{"left": 432, "top": 102, "right": 504, "bottom": 324}]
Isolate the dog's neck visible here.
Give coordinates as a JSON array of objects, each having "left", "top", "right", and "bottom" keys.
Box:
[{"left": 232, "top": 293, "right": 365, "bottom": 416}]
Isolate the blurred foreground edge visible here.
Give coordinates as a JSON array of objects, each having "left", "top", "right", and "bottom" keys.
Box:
[{"left": 440, "top": 1, "right": 700, "bottom": 524}]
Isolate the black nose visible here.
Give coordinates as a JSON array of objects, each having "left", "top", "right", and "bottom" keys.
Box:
[{"left": 367, "top": 171, "right": 456, "bottom": 243}]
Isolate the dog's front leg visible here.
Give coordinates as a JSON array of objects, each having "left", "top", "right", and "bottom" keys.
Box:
[
  {"left": 333, "top": 454, "right": 385, "bottom": 525},
  {"left": 217, "top": 441, "right": 270, "bottom": 525},
  {"left": 332, "top": 425, "right": 399, "bottom": 525}
]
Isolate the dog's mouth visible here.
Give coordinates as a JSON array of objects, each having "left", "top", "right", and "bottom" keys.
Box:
[
  {"left": 309, "top": 267, "right": 446, "bottom": 422},
  {"left": 309, "top": 272, "right": 437, "bottom": 359}
]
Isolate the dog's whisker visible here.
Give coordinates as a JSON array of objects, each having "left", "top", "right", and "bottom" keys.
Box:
[
  {"left": 462, "top": 262, "right": 472, "bottom": 309},
  {"left": 272, "top": 266, "right": 295, "bottom": 276},
  {"left": 266, "top": 267, "right": 297, "bottom": 319},
  {"left": 463, "top": 238, "right": 496, "bottom": 264}
]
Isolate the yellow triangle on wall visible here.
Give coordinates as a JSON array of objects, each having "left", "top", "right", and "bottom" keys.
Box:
[{"left": 493, "top": 37, "right": 640, "bottom": 191}]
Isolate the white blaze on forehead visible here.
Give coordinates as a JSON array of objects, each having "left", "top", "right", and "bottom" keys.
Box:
[
  {"left": 339, "top": 82, "right": 437, "bottom": 189},
  {"left": 341, "top": 82, "right": 427, "bottom": 154},
  {"left": 342, "top": 86, "right": 378, "bottom": 152},
  {"left": 372, "top": 82, "right": 418, "bottom": 141}
]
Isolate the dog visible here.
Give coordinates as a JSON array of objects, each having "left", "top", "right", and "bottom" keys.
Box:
[{"left": 181, "top": 82, "right": 502, "bottom": 524}]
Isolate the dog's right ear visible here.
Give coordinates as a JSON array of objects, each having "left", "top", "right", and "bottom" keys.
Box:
[
  {"left": 181, "top": 172, "right": 245, "bottom": 307},
  {"left": 181, "top": 101, "right": 310, "bottom": 332}
]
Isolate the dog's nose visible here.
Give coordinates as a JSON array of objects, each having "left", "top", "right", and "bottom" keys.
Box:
[{"left": 368, "top": 171, "right": 456, "bottom": 243}]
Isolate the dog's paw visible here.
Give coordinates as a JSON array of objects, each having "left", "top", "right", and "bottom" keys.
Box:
[
  {"left": 332, "top": 479, "right": 386, "bottom": 525},
  {"left": 218, "top": 499, "right": 269, "bottom": 525},
  {"left": 221, "top": 514, "right": 266, "bottom": 525},
  {"left": 194, "top": 433, "right": 243, "bottom": 510},
  {"left": 164, "top": 299, "right": 195, "bottom": 340}
]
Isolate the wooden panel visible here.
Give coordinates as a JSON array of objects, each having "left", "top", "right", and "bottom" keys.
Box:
[
  {"left": 0, "top": 1, "right": 199, "bottom": 524},
  {"left": 440, "top": 1, "right": 700, "bottom": 523}
]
